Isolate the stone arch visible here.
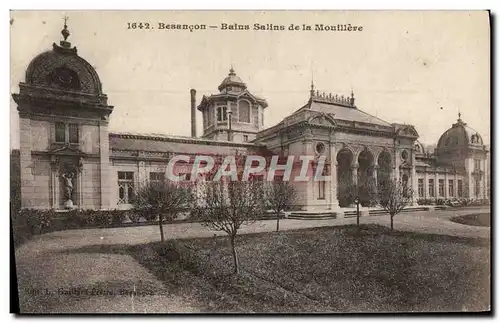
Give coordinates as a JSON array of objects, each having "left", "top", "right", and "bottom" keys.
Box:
[
  {"left": 377, "top": 150, "right": 392, "bottom": 187},
  {"left": 336, "top": 148, "right": 354, "bottom": 207},
  {"left": 237, "top": 99, "right": 252, "bottom": 123},
  {"left": 357, "top": 148, "right": 375, "bottom": 182}
]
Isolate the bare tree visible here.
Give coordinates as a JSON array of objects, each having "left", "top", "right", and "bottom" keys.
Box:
[
  {"left": 134, "top": 180, "right": 194, "bottom": 242},
  {"left": 193, "top": 180, "right": 264, "bottom": 274},
  {"left": 264, "top": 181, "right": 297, "bottom": 232},
  {"left": 377, "top": 179, "right": 413, "bottom": 230}
]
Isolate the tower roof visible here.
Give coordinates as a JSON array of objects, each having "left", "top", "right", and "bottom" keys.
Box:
[
  {"left": 22, "top": 18, "right": 103, "bottom": 95},
  {"left": 218, "top": 67, "right": 247, "bottom": 92},
  {"left": 437, "top": 113, "right": 484, "bottom": 151}
]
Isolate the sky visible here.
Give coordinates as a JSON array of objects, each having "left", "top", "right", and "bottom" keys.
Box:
[{"left": 9, "top": 10, "right": 490, "bottom": 149}]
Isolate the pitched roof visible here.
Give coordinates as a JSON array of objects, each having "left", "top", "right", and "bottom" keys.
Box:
[
  {"left": 303, "top": 100, "right": 392, "bottom": 127},
  {"left": 109, "top": 132, "right": 263, "bottom": 156}
]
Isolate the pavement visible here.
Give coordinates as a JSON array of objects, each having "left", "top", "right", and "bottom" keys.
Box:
[{"left": 13, "top": 206, "right": 490, "bottom": 313}]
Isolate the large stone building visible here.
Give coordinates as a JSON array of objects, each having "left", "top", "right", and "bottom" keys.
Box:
[{"left": 12, "top": 24, "right": 490, "bottom": 215}]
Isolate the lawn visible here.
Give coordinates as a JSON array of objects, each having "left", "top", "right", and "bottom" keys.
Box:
[
  {"left": 451, "top": 213, "right": 491, "bottom": 227},
  {"left": 78, "top": 224, "right": 490, "bottom": 313}
]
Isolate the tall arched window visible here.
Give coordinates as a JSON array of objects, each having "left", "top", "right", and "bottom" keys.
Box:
[{"left": 238, "top": 101, "right": 251, "bottom": 123}]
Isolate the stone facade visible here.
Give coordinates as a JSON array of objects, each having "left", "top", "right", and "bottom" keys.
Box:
[{"left": 12, "top": 25, "right": 490, "bottom": 213}]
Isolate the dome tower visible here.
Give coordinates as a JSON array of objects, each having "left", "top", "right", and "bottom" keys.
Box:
[
  {"left": 435, "top": 113, "right": 488, "bottom": 199},
  {"left": 12, "top": 19, "right": 114, "bottom": 210},
  {"left": 197, "top": 67, "right": 268, "bottom": 143}
]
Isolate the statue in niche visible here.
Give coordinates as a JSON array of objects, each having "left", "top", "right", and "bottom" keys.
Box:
[{"left": 61, "top": 171, "right": 76, "bottom": 208}]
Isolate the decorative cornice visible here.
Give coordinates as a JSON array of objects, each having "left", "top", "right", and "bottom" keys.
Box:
[{"left": 310, "top": 90, "right": 355, "bottom": 108}]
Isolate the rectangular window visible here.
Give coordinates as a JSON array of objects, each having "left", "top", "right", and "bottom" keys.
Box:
[
  {"left": 448, "top": 180, "right": 454, "bottom": 197},
  {"left": 438, "top": 179, "right": 444, "bottom": 197},
  {"left": 118, "top": 171, "right": 135, "bottom": 204},
  {"left": 68, "top": 123, "right": 79, "bottom": 144},
  {"left": 55, "top": 122, "right": 66, "bottom": 143},
  {"left": 418, "top": 179, "right": 424, "bottom": 197},
  {"left": 243, "top": 135, "right": 249, "bottom": 142},
  {"left": 318, "top": 181, "right": 326, "bottom": 200},
  {"left": 238, "top": 101, "right": 251, "bottom": 123},
  {"left": 457, "top": 180, "right": 463, "bottom": 197},
  {"left": 217, "top": 106, "right": 227, "bottom": 122},
  {"left": 149, "top": 172, "right": 165, "bottom": 183},
  {"left": 475, "top": 179, "right": 480, "bottom": 198},
  {"left": 428, "top": 179, "right": 435, "bottom": 197}
]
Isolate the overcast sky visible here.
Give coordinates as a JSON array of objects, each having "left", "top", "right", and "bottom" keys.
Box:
[{"left": 10, "top": 10, "right": 490, "bottom": 149}]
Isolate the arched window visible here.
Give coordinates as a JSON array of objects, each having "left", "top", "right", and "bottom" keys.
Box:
[
  {"left": 49, "top": 67, "right": 81, "bottom": 90},
  {"left": 238, "top": 101, "right": 251, "bottom": 123}
]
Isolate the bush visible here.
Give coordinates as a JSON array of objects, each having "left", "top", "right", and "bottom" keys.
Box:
[
  {"left": 435, "top": 199, "right": 446, "bottom": 206},
  {"left": 126, "top": 211, "right": 140, "bottom": 223},
  {"left": 417, "top": 198, "right": 433, "bottom": 205},
  {"left": 110, "top": 210, "right": 126, "bottom": 225}
]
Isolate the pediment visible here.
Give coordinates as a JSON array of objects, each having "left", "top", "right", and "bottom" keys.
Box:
[
  {"left": 397, "top": 125, "right": 419, "bottom": 138},
  {"left": 308, "top": 113, "right": 336, "bottom": 127},
  {"left": 237, "top": 90, "right": 259, "bottom": 102},
  {"left": 48, "top": 144, "right": 86, "bottom": 156}
]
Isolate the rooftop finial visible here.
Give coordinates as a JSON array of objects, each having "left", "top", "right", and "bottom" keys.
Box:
[
  {"left": 350, "top": 88, "right": 355, "bottom": 107},
  {"left": 60, "top": 15, "right": 71, "bottom": 48},
  {"left": 458, "top": 111, "right": 462, "bottom": 120},
  {"left": 229, "top": 65, "right": 235, "bottom": 75}
]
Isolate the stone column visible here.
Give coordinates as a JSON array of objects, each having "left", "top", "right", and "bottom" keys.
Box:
[
  {"left": 328, "top": 143, "right": 339, "bottom": 210},
  {"left": 99, "top": 122, "right": 112, "bottom": 209},
  {"left": 454, "top": 171, "right": 458, "bottom": 197},
  {"left": 411, "top": 165, "right": 417, "bottom": 206},
  {"left": 393, "top": 148, "right": 400, "bottom": 181},
  {"left": 483, "top": 158, "right": 487, "bottom": 199},
  {"left": 444, "top": 170, "right": 449, "bottom": 199},
  {"left": 19, "top": 117, "right": 34, "bottom": 209},
  {"left": 434, "top": 172, "right": 438, "bottom": 199},
  {"left": 302, "top": 136, "right": 314, "bottom": 210},
  {"left": 351, "top": 164, "right": 359, "bottom": 186}
]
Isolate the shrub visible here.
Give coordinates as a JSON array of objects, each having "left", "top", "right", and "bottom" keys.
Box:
[
  {"left": 110, "top": 210, "right": 126, "bottom": 225},
  {"left": 417, "top": 198, "right": 433, "bottom": 205},
  {"left": 85, "top": 209, "right": 109, "bottom": 226},
  {"left": 126, "top": 211, "right": 140, "bottom": 223},
  {"left": 435, "top": 199, "right": 445, "bottom": 206}
]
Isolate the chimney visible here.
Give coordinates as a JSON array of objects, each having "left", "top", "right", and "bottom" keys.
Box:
[{"left": 190, "top": 89, "right": 196, "bottom": 137}]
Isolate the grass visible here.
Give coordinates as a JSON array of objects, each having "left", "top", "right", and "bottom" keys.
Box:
[
  {"left": 451, "top": 213, "right": 491, "bottom": 227},
  {"left": 73, "top": 224, "right": 490, "bottom": 313}
]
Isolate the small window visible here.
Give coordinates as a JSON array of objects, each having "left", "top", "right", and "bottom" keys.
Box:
[
  {"left": 448, "top": 180, "right": 454, "bottom": 197},
  {"left": 69, "top": 123, "right": 79, "bottom": 144},
  {"left": 118, "top": 172, "right": 134, "bottom": 180},
  {"left": 457, "top": 180, "right": 463, "bottom": 197},
  {"left": 55, "top": 122, "right": 66, "bottom": 143},
  {"left": 149, "top": 172, "right": 165, "bottom": 183},
  {"left": 418, "top": 179, "right": 424, "bottom": 197},
  {"left": 438, "top": 179, "right": 445, "bottom": 197},
  {"left": 118, "top": 171, "right": 135, "bottom": 204},
  {"left": 428, "top": 179, "right": 435, "bottom": 197},
  {"left": 243, "top": 135, "right": 249, "bottom": 142},
  {"left": 217, "top": 106, "right": 228, "bottom": 122}
]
